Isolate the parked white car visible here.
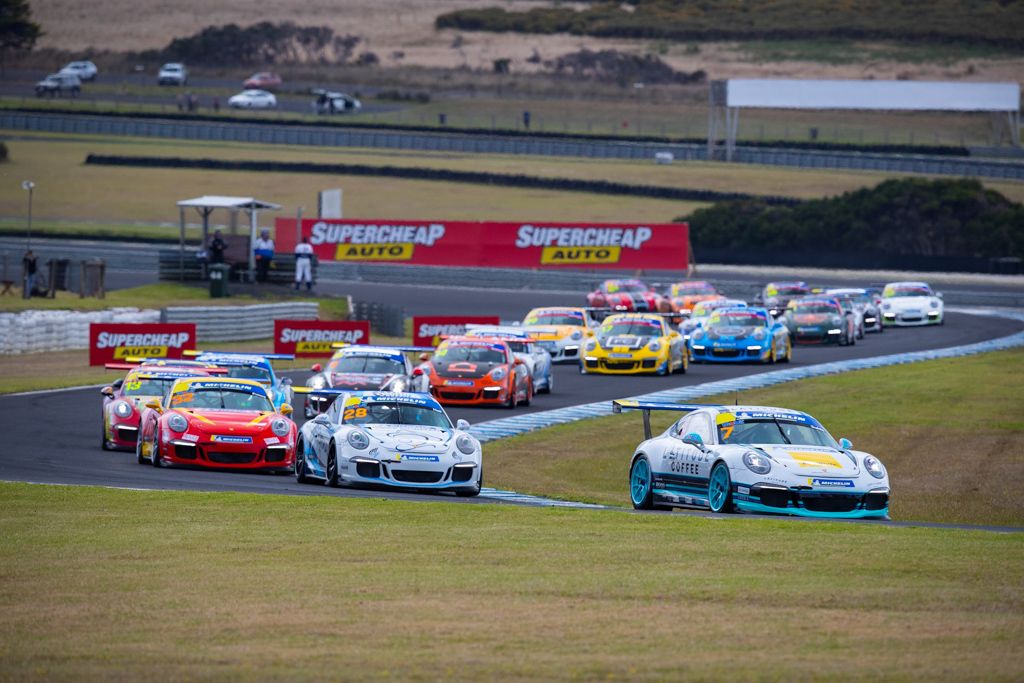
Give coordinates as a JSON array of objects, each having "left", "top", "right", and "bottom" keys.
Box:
[
  {"left": 59, "top": 60, "right": 98, "bottom": 81},
  {"left": 312, "top": 89, "right": 361, "bottom": 114},
  {"left": 35, "top": 72, "right": 80, "bottom": 97},
  {"left": 157, "top": 63, "right": 188, "bottom": 86},
  {"left": 880, "top": 281, "right": 944, "bottom": 326},
  {"left": 227, "top": 89, "right": 277, "bottom": 109},
  {"left": 617, "top": 400, "right": 890, "bottom": 519}
]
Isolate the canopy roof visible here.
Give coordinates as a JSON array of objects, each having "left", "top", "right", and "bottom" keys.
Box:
[
  {"left": 177, "top": 196, "right": 281, "bottom": 211},
  {"left": 725, "top": 80, "right": 1020, "bottom": 112}
]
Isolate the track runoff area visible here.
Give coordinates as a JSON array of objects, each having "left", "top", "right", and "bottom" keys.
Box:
[{"left": 2, "top": 266, "right": 1020, "bottom": 514}]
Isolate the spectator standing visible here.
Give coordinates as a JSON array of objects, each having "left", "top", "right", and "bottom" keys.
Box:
[
  {"left": 209, "top": 229, "right": 227, "bottom": 264},
  {"left": 22, "top": 249, "right": 37, "bottom": 299},
  {"left": 254, "top": 229, "right": 275, "bottom": 283},
  {"left": 294, "top": 237, "right": 314, "bottom": 291}
]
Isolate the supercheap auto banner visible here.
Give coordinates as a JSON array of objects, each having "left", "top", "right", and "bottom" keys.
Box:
[
  {"left": 275, "top": 218, "right": 688, "bottom": 269},
  {"left": 89, "top": 323, "right": 196, "bottom": 366},
  {"left": 413, "top": 316, "right": 500, "bottom": 347},
  {"left": 274, "top": 320, "right": 371, "bottom": 357}
]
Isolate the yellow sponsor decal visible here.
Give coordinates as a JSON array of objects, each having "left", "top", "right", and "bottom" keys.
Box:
[
  {"left": 343, "top": 396, "right": 362, "bottom": 407},
  {"left": 716, "top": 412, "right": 736, "bottom": 425},
  {"left": 335, "top": 242, "right": 414, "bottom": 261},
  {"left": 296, "top": 341, "right": 335, "bottom": 354},
  {"left": 540, "top": 246, "right": 621, "bottom": 265},
  {"left": 788, "top": 451, "right": 842, "bottom": 469},
  {"left": 114, "top": 346, "right": 169, "bottom": 359}
]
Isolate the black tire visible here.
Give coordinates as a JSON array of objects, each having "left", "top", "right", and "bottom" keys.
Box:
[
  {"left": 150, "top": 431, "right": 163, "bottom": 467},
  {"left": 135, "top": 431, "right": 146, "bottom": 464},
  {"left": 504, "top": 382, "right": 517, "bottom": 409},
  {"left": 325, "top": 444, "right": 339, "bottom": 487},
  {"left": 521, "top": 381, "right": 532, "bottom": 407},
  {"left": 295, "top": 437, "right": 309, "bottom": 484},
  {"left": 629, "top": 456, "right": 655, "bottom": 510},
  {"left": 101, "top": 422, "right": 111, "bottom": 451}
]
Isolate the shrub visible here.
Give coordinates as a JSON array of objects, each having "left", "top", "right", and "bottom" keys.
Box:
[{"left": 155, "top": 22, "right": 361, "bottom": 65}]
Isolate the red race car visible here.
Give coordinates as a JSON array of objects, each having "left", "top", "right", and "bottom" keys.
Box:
[
  {"left": 426, "top": 336, "right": 532, "bottom": 408},
  {"left": 101, "top": 364, "right": 219, "bottom": 451},
  {"left": 586, "top": 278, "right": 671, "bottom": 313},
  {"left": 137, "top": 376, "right": 297, "bottom": 471},
  {"left": 243, "top": 71, "right": 282, "bottom": 90}
]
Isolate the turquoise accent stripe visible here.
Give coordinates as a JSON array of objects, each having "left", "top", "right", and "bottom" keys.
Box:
[{"left": 734, "top": 499, "right": 889, "bottom": 519}]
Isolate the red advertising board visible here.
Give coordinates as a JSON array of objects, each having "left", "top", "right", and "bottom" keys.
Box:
[
  {"left": 275, "top": 218, "right": 688, "bottom": 270},
  {"left": 412, "top": 316, "right": 500, "bottom": 347},
  {"left": 89, "top": 323, "right": 196, "bottom": 366},
  {"left": 273, "top": 320, "right": 371, "bottom": 357}
]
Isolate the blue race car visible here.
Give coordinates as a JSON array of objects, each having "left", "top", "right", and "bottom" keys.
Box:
[
  {"left": 190, "top": 351, "right": 296, "bottom": 410},
  {"left": 688, "top": 307, "right": 791, "bottom": 364}
]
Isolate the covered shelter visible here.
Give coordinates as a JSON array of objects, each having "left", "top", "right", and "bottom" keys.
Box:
[
  {"left": 708, "top": 79, "right": 1021, "bottom": 160},
  {"left": 176, "top": 196, "right": 282, "bottom": 281}
]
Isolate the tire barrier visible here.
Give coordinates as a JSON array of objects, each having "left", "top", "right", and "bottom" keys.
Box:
[
  {"left": 467, "top": 307, "right": 1024, "bottom": 443},
  {"left": 0, "top": 308, "right": 160, "bottom": 355},
  {"left": 161, "top": 302, "right": 319, "bottom": 342}
]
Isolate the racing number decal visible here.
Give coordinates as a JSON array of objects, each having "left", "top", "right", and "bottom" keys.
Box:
[
  {"left": 171, "top": 392, "right": 193, "bottom": 405},
  {"left": 719, "top": 424, "right": 734, "bottom": 441},
  {"left": 124, "top": 380, "right": 142, "bottom": 391},
  {"left": 343, "top": 407, "right": 368, "bottom": 420}
]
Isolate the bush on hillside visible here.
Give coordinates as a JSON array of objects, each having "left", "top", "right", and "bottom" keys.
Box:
[
  {"left": 547, "top": 49, "right": 704, "bottom": 85},
  {"left": 681, "top": 178, "right": 1024, "bottom": 259},
  {"left": 153, "top": 22, "right": 361, "bottom": 65}
]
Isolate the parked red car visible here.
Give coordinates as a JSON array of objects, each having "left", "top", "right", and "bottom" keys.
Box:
[
  {"left": 243, "top": 72, "right": 282, "bottom": 90},
  {"left": 586, "top": 279, "right": 670, "bottom": 313}
]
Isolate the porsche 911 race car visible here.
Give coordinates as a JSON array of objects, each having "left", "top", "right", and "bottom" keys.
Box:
[
  {"left": 827, "top": 287, "right": 883, "bottom": 334},
  {"left": 688, "top": 307, "right": 791, "bottom": 363},
  {"left": 581, "top": 313, "right": 687, "bottom": 375},
  {"left": 425, "top": 336, "right": 532, "bottom": 408},
  {"left": 188, "top": 351, "right": 295, "bottom": 409},
  {"left": 756, "top": 281, "right": 811, "bottom": 317},
  {"left": 665, "top": 281, "right": 724, "bottom": 313},
  {"left": 303, "top": 344, "right": 433, "bottom": 418},
  {"left": 137, "top": 376, "right": 297, "bottom": 471},
  {"left": 292, "top": 390, "right": 482, "bottom": 496},
  {"left": 678, "top": 298, "right": 747, "bottom": 341},
  {"left": 464, "top": 325, "right": 553, "bottom": 394},
  {"left": 100, "top": 368, "right": 215, "bottom": 451},
  {"left": 586, "top": 279, "right": 670, "bottom": 313},
  {"left": 521, "top": 307, "right": 601, "bottom": 363},
  {"left": 783, "top": 296, "right": 856, "bottom": 345},
  {"left": 880, "top": 281, "right": 944, "bottom": 326},
  {"left": 616, "top": 400, "right": 890, "bottom": 518}
]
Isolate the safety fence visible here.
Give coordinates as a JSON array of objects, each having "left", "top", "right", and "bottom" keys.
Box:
[
  {"left": 467, "top": 308, "right": 1024, "bottom": 443},
  {"left": 161, "top": 302, "right": 318, "bottom": 342}
]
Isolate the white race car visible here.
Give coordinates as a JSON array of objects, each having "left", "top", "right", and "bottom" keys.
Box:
[
  {"left": 464, "top": 325, "right": 554, "bottom": 394},
  {"left": 521, "top": 307, "right": 601, "bottom": 363},
  {"left": 879, "top": 281, "right": 944, "bottom": 326},
  {"left": 293, "top": 390, "right": 482, "bottom": 496},
  {"left": 616, "top": 400, "right": 890, "bottom": 519}
]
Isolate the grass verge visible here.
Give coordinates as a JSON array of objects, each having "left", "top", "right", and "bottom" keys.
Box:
[
  {"left": 488, "top": 348, "right": 1024, "bottom": 527},
  {"left": 0, "top": 482, "right": 1020, "bottom": 681}
]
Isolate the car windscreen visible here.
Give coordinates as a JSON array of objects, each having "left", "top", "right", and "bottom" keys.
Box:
[
  {"left": 718, "top": 419, "right": 837, "bottom": 448},
  {"left": 600, "top": 321, "right": 662, "bottom": 337},
  {"left": 438, "top": 344, "right": 507, "bottom": 364},
  {"left": 328, "top": 356, "right": 405, "bottom": 375},
  {"left": 672, "top": 283, "right": 715, "bottom": 296},
  {"left": 708, "top": 312, "right": 765, "bottom": 328},
  {"left": 122, "top": 378, "right": 179, "bottom": 396},
  {"left": 769, "top": 287, "right": 808, "bottom": 296},
  {"left": 524, "top": 312, "right": 584, "bottom": 326},
  {"left": 343, "top": 402, "right": 451, "bottom": 428},
  {"left": 885, "top": 286, "right": 932, "bottom": 297},
  {"left": 792, "top": 304, "right": 837, "bottom": 315},
  {"left": 605, "top": 281, "right": 646, "bottom": 293},
  {"left": 225, "top": 365, "right": 272, "bottom": 383},
  {"left": 170, "top": 388, "right": 273, "bottom": 412}
]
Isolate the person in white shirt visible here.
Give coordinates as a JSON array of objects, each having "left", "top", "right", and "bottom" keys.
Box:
[
  {"left": 254, "top": 229, "right": 274, "bottom": 283},
  {"left": 294, "top": 237, "right": 314, "bottom": 291}
]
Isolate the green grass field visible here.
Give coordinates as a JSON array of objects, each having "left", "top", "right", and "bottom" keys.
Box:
[
  {"left": 0, "top": 482, "right": 1020, "bottom": 681},
  {"left": 488, "top": 348, "right": 1024, "bottom": 527}
]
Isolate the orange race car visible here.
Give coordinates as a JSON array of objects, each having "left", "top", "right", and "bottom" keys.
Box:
[
  {"left": 426, "top": 336, "right": 533, "bottom": 408},
  {"left": 666, "top": 281, "right": 725, "bottom": 313}
]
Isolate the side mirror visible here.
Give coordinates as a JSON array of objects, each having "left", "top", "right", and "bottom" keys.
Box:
[
  {"left": 456, "top": 419, "right": 470, "bottom": 431},
  {"left": 418, "top": 353, "right": 431, "bottom": 362},
  {"left": 839, "top": 437, "right": 853, "bottom": 450},
  {"left": 112, "top": 379, "right": 124, "bottom": 390},
  {"left": 937, "top": 292, "right": 944, "bottom": 300},
  {"left": 280, "top": 403, "right": 293, "bottom": 417},
  {"left": 314, "top": 413, "right": 332, "bottom": 424},
  {"left": 682, "top": 432, "right": 705, "bottom": 449},
  {"left": 412, "top": 368, "right": 424, "bottom": 377},
  {"left": 281, "top": 377, "right": 293, "bottom": 385},
  {"left": 144, "top": 399, "right": 162, "bottom": 412},
  {"left": 311, "top": 363, "right": 322, "bottom": 372},
  {"left": 101, "top": 386, "right": 114, "bottom": 398}
]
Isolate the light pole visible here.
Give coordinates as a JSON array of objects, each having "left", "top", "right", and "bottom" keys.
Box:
[{"left": 21, "top": 180, "right": 34, "bottom": 250}]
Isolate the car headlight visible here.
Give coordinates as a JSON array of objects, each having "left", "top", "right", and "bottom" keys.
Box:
[
  {"left": 456, "top": 433, "right": 477, "bottom": 455},
  {"left": 271, "top": 418, "right": 291, "bottom": 437},
  {"left": 570, "top": 330, "right": 583, "bottom": 341},
  {"left": 167, "top": 414, "right": 188, "bottom": 433},
  {"left": 586, "top": 340, "right": 598, "bottom": 352},
  {"left": 693, "top": 330, "right": 704, "bottom": 340},
  {"left": 753, "top": 329, "right": 766, "bottom": 341},
  {"left": 882, "top": 303, "right": 891, "bottom": 310},
  {"left": 930, "top": 299, "right": 940, "bottom": 308},
  {"left": 742, "top": 451, "right": 771, "bottom": 475},
  {"left": 114, "top": 400, "right": 133, "bottom": 418},
  {"left": 346, "top": 430, "right": 369, "bottom": 450},
  {"left": 647, "top": 340, "right": 661, "bottom": 352},
  {"left": 863, "top": 455, "right": 886, "bottom": 479},
  {"left": 831, "top": 316, "right": 842, "bottom": 326},
  {"left": 307, "top": 375, "right": 326, "bottom": 390},
  {"left": 489, "top": 366, "right": 507, "bottom": 381}
]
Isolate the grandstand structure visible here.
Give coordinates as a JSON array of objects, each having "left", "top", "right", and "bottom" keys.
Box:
[{"left": 708, "top": 79, "right": 1022, "bottom": 160}]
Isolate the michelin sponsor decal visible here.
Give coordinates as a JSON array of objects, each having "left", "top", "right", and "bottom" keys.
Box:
[
  {"left": 516, "top": 224, "right": 653, "bottom": 265},
  {"left": 211, "top": 435, "right": 253, "bottom": 444},
  {"left": 310, "top": 221, "right": 446, "bottom": 261}
]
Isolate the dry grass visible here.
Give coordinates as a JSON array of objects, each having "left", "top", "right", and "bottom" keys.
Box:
[
  {"left": 488, "top": 348, "right": 1024, "bottom": 527},
  {"left": 0, "top": 482, "right": 1021, "bottom": 681}
]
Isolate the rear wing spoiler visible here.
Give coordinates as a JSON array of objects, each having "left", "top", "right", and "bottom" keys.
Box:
[
  {"left": 612, "top": 399, "right": 718, "bottom": 440},
  {"left": 184, "top": 350, "right": 295, "bottom": 361},
  {"left": 104, "top": 361, "right": 227, "bottom": 374},
  {"left": 330, "top": 343, "right": 434, "bottom": 353}
]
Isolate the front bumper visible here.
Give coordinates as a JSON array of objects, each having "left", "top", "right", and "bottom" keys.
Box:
[
  {"left": 582, "top": 350, "right": 667, "bottom": 374},
  {"left": 534, "top": 339, "right": 581, "bottom": 363},
  {"left": 106, "top": 417, "right": 140, "bottom": 450},
  {"left": 689, "top": 343, "right": 769, "bottom": 363},
  {"left": 430, "top": 380, "right": 509, "bottom": 405},
  {"left": 734, "top": 483, "right": 889, "bottom": 519},
  {"left": 339, "top": 454, "right": 481, "bottom": 491},
  {"left": 790, "top": 327, "right": 843, "bottom": 344},
  {"left": 160, "top": 438, "right": 295, "bottom": 471},
  {"left": 883, "top": 311, "right": 942, "bottom": 326}
]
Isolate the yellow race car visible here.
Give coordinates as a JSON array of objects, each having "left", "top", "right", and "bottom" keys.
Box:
[
  {"left": 521, "top": 307, "right": 599, "bottom": 364},
  {"left": 581, "top": 313, "right": 688, "bottom": 375}
]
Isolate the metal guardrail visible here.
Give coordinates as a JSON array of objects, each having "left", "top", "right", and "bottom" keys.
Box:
[
  {"left": 467, "top": 307, "right": 1024, "bottom": 443},
  {"left": 4, "top": 111, "right": 1024, "bottom": 179},
  {"left": 161, "top": 302, "right": 318, "bottom": 341}
]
